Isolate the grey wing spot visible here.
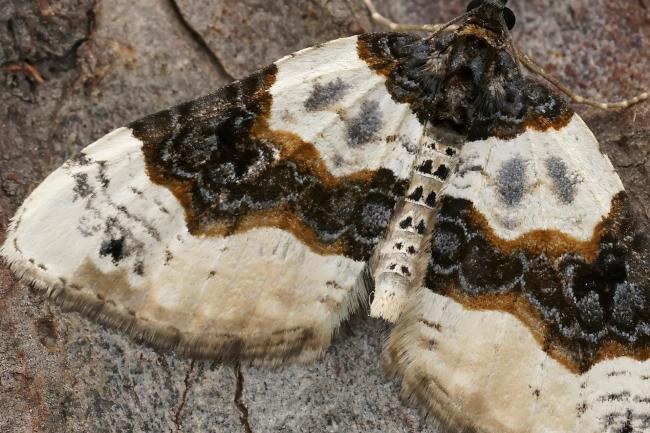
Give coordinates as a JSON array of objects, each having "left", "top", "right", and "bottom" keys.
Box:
[
  {"left": 65, "top": 153, "right": 93, "bottom": 167},
  {"left": 96, "top": 161, "right": 110, "bottom": 188},
  {"left": 361, "top": 201, "right": 393, "bottom": 228},
  {"left": 401, "top": 137, "right": 418, "bottom": 154},
  {"left": 545, "top": 156, "right": 581, "bottom": 204},
  {"left": 457, "top": 153, "right": 484, "bottom": 178},
  {"left": 458, "top": 164, "right": 483, "bottom": 177},
  {"left": 347, "top": 100, "right": 382, "bottom": 147},
  {"left": 304, "top": 77, "right": 350, "bottom": 111},
  {"left": 597, "top": 392, "right": 631, "bottom": 402},
  {"left": 72, "top": 173, "right": 93, "bottom": 200},
  {"left": 497, "top": 157, "right": 526, "bottom": 207},
  {"left": 164, "top": 249, "right": 174, "bottom": 265}
]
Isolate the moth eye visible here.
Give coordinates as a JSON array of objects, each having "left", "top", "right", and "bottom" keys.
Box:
[
  {"left": 503, "top": 7, "right": 516, "bottom": 30},
  {"left": 466, "top": 0, "right": 516, "bottom": 30},
  {"left": 466, "top": 0, "right": 483, "bottom": 11}
]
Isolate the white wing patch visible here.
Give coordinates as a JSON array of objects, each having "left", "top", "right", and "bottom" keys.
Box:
[
  {"left": 2, "top": 128, "right": 365, "bottom": 362},
  {"left": 444, "top": 114, "right": 624, "bottom": 241},
  {"left": 386, "top": 290, "right": 650, "bottom": 433},
  {"left": 270, "top": 36, "right": 422, "bottom": 179}
]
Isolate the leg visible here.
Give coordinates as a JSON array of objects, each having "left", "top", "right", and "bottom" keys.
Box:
[
  {"left": 362, "top": 0, "right": 445, "bottom": 32},
  {"left": 515, "top": 48, "right": 649, "bottom": 110}
]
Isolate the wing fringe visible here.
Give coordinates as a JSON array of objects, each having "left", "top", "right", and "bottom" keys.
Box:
[{"left": 1, "top": 235, "right": 372, "bottom": 366}]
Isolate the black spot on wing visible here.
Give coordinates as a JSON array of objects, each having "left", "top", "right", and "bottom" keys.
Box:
[
  {"left": 598, "top": 392, "right": 631, "bottom": 402},
  {"left": 99, "top": 236, "right": 125, "bottom": 264},
  {"left": 607, "top": 410, "right": 634, "bottom": 433},
  {"left": 497, "top": 157, "right": 526, "bottom": 206},
  {"left": 545, "top": 156, "right": 580, "bottom": 204},
  {"left": 576, "top": 402, "right": 588, "bottom": 416},
  {"left": 67, "top": 153, "right": 93, "bottom": 166},
  {"left": 97, "top": 161, "right": 110, "bottom": 188},
  {"left": 96, "top": 217, "right": 148, "bottom": 275},
  {"left": 304, "top": 77, "right": 350, "bottom": 111},
  {"left": 347, "top": 100, "right": 382, "bottom": 147},
  {"left": 458, "top": 164, "right": 483, "bottom": 177},
  {"left": 606, "top": 371, "right": 629, "bottom": 377},
  {"left": 133, "top": 261, "right": 144, "bottom": 276},
  {"left": 619, "top": 420, "right": 633, "bottom": 433}
]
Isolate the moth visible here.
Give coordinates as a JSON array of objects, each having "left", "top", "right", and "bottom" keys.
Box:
[{"left": 2, "top": 0, "right": 649, "bottom": 431}]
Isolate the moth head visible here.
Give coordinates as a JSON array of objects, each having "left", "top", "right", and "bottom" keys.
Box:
[{"left": 465, "top": 0, "right": 516, "bottom": 32}]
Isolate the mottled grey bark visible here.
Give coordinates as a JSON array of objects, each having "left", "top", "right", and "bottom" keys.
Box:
[{"left": 1, "top": 1, "right": 648, "bottom": 432}]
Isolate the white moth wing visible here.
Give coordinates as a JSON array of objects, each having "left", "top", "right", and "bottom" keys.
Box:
[
  {"left": 1, "top": 35, "right": 423, "bottom": 363},
  {"left": 385, "top": 290, "right": 580, "bottom": 433},
  {"left": 387, "top": 290, "right": 650, "bottom": 433},
  {"left": 445, "top": 114, "right": 624, "bottom": 240},
  {"left": 385, "top": 114, "right": 650, "bottom": 433},
  {"left": 4, "top": 128, "right": 363, "bottom": 362},
  {"left": 270, "top": 36, "right": 422, "bottom": 179}
]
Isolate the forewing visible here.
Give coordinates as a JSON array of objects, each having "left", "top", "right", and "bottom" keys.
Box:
[
  {"left": 385, "top": 114, "right": 650, "bottom": 433},
  {"left": 1, "top": 35, "right": 424, "bottom": 364}
]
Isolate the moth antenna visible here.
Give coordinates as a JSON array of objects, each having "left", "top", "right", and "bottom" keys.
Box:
[
  {"left": 362, "top": 0, "right": 453, "bottom": 33},
  {"left": 514, "top": 47, "right": 649, "bottom": 110}
]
